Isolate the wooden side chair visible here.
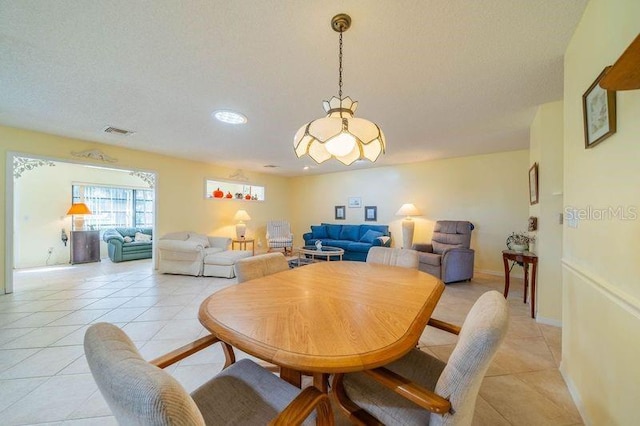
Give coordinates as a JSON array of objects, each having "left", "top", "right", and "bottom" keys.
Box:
[
  {"left": 234, "top": 252, "right": 290, "bottom": 283},
  {"left": 85, "top": 323, "right": 333, "bottom": 425},
  {"left": 366, "top": 246, "right": 420, "bottom": 269},
  {"left": 332, "top": 291, "right": 508, "bottom": 426}
]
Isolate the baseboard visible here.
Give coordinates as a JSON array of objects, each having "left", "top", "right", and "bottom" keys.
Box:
[
  {"left": 474, "top": 268, "right": 502, "bottom": 276},
  {"left": 560, "top": 361, "right": 590, "bottom": 425},
  {"left": 535, "top": 316, "right": 562, "bottom": 327}
]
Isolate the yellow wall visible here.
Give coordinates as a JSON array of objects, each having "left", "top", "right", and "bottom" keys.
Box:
[
  {"left": 1, "top": 125, "right": 291, "bottom": 291},
  {"left": 562, "top": 0, "right": 640, "bottom": 423},
  {"left": 289, "top": 150, "right": 530, "bottom": 273},
  {"left": 529, "top": 101, "right": 564, "bottom": 324}
]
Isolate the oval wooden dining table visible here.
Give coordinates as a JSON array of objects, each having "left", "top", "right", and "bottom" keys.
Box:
[{"left": 198, "top": 261, "right": 445, "bottom": 391}]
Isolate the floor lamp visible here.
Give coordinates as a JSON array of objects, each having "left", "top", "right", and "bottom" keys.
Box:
[{"left": 396, "top": 203, "right": 421, "bottom": 249}]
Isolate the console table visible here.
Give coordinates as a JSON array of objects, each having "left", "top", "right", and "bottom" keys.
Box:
[{"left": 502, "top": 250, "right": 538, "bottom": 318}]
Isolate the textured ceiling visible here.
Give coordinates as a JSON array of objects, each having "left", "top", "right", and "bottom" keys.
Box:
[{"left": 0, "top": 0, "right": 587, "bottom": 176}]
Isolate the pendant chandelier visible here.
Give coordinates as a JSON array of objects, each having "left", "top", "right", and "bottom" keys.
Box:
[{"left": 293, "top": 14, "right": 386, "bottom": 165}]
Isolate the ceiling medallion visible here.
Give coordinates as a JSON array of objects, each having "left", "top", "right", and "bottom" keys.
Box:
[{"left": 293, "top": 14, "right": 385, "bottom": 165}]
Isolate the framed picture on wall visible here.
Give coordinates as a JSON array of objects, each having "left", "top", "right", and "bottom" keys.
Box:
[
  {"left": 335, "top": 205, "right": 346, "bottom": 220},
  {"left": 364, "top": 206, "right": 377, "bottom": 222},
  {"left": 348, "top": 197, "right": 362, "bottom": 208},
  {"left": 582, "top": 66, "right": 617, "bottom": 149},
  {"left": 529, "top": 163, "right": 539, "bottom": 205}
]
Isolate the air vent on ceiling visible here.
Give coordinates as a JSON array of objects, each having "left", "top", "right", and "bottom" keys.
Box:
[
  {"left": 103, "top": 126, "right": 134, "bottom": 136},
  {"left": 263, "top": 165, "right": 279, "bottom": 168}
]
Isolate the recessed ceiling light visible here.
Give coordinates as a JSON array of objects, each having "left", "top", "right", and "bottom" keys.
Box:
[
  {"left": 212, "top": 110, "right": 247, "bottom": 124},
  {"left": 303, "top": 166, "right": 310, "bottom": 170}
]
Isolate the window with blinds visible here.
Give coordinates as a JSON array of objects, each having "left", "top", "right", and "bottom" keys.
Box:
[{"left": 72, "top": 184, "right": 154, "bottom": 230}]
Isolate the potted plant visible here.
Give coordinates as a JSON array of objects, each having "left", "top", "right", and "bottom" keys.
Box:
[{"left": 506, "top": 232, "right": 533, "bottom": 252}]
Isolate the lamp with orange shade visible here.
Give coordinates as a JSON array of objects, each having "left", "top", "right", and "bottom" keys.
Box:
[{"left": 67, "top": 203, "right": 92, "bottom": 231}]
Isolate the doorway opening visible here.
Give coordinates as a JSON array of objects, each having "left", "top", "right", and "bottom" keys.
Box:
[{"left": 5, "top": 152, "right": 157, "bottom": 294}]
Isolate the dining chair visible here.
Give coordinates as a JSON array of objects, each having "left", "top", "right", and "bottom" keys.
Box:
[
  {"left": 234, "top": 252, "right": 290, "bottom": 283},
  {"left": 85, "top": 323, "right": 333, "bottom": 425},
  {"left": 332, "top": 290, "right": 508, "bottom": 426},
  {"left": 366, "top": 246, "right": 419, "bottom": 269}
]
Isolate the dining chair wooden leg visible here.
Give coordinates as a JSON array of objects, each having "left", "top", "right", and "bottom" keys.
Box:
[
  {"left": 331, "top": 374, "right": 383, "bottom": 425},
  {"left": 221, "top": 341, "right": 236, "bottom": 368}
]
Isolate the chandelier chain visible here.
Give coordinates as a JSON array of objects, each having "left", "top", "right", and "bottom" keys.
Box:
[{"left": 338, "top": 31, "right": 343, "bottom": 99}]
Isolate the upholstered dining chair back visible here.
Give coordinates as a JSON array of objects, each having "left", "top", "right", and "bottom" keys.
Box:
[
  {"left": 85, "top": 322, "right": 332, "bottom": 425},
  {"left": 335, "top": 290, "right": 508, "bottom": 426},
  {"left": 431, "top": 290, "right": 508, "bottom": 425},
  {"left": 366, "top": 247, "right": 419, "bottom": 269},
  {"left": 234, "top": 252, "right": 290, "bottom": 283},
  {"left": 85, "top": 323, "right": 205, "bottom": 425}
]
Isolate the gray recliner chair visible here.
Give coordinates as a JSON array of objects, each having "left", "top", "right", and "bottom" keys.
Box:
[{"left": 412, "top": 220, "right": 475, "bottom": 283}]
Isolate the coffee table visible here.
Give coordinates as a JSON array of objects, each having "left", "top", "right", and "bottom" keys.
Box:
[{"left": 297, "top": 245, "right": 344, "bottom": 265}]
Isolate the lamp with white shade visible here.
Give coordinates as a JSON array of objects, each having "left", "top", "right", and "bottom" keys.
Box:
[
  {"left": 396, "top": 203, "right": 422, "bottom": 249},
  {"left": 67, "top": 203, "right": 92, "bottom": 231},
  {"left": 233, "top": 210, "right": 251, "bottom": 239}
]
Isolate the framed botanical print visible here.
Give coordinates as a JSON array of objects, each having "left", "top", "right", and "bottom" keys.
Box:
[
  {"left": 583, "top": 66, "right": 617, "bottom": 148},
  {"left": 364, "top": 206, "right": 377, "bottom": 222},
  {"left": 335, "top": 205, "right": 346, "bottom": 220}
]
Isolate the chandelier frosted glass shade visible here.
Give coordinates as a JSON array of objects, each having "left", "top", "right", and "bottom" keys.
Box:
[{"left": 294, "top": 96, "right": 385, "bottom": 165}]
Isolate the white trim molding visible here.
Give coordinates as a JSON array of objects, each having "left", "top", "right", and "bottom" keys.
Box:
[{"left": 562, "top": 258, "right": 640, "bottom": 319}]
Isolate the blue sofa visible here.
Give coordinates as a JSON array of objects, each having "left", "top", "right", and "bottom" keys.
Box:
[
  {"left": 302, "top": 223, "right": 391, "bottom": 261},
  {"left": 103, "top": 227, "right": 153, "bottom": 263}
]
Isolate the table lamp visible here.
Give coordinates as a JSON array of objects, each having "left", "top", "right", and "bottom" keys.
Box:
[
  {"left": 395, "top": 203, "right": 421, "bottom": 249},
  {"left": 67, "top": 203, "right": 92, "bottom": 231},
  {"left": 233, "top": 210, "right": 251, "bottom": 239}
]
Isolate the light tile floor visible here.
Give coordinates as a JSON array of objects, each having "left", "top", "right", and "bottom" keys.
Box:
[{"left": 0, "top": 260, "right": 583, "bottom": 425}]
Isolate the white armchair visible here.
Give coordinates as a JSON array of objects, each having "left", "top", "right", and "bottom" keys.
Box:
[
  {"left": 266, "top": 220, "right": 294, "bottom": 255},
  {"left": 157, "top": 232, "right": 230, "bottom": 276}
]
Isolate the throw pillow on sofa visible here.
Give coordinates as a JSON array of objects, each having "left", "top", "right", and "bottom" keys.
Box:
[
  {"left": 134, "top": 232, "right": 151, "bottom": 242},
  {"left": 311, "top": 225, "right": 328, "bottom": 240},
  {"left": 359, "top": 230, "right": 384, "bottom": 244},
  {"left": 123, "top": 236, "right": 133, "bottom": 243}
]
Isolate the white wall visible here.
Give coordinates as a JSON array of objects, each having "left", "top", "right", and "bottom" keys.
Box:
[
  {"left": 529, "top": 101, "right": 564, "bottom": 324},
  {"left": 14, "top": 160, "right": 149, "bottom": 267},
  {"left": 290, "top": 150, "right": 530, "bottom": 274},
  {"left": 562, "top": 0, "right": 640, "bottom": 423}
]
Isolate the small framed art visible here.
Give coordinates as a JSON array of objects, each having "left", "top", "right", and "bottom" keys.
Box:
[
  {"left": 348, "top": 197, "right": 362, "bottom": 208},
  {"left": 529, "top": 163, "right": 539, "bottom": 205},
  {"left": 582, "top": 66, "right": 616, "bottom": 149},
  {"left": 335, "top": 205, "right": 346, "bottom": 220},
  {"left": 364, "top": 206, "right": 377, "bottom": 222}
]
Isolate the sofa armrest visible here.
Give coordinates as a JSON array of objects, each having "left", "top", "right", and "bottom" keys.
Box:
[
  {"left": 302, "top": 232, "right": 313, "bottom": 242},
  {"left": 157, "top": 239, "right": 205, "bottom": 253},
  {"left": 103, "top": 229, "right": 124, "bottom": 244},
  {"left": 207, "top": 236, "right": 231, "bottom": 250},
  {"left": 412, "top": 243, "right": 434, "bottom": 253}
]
